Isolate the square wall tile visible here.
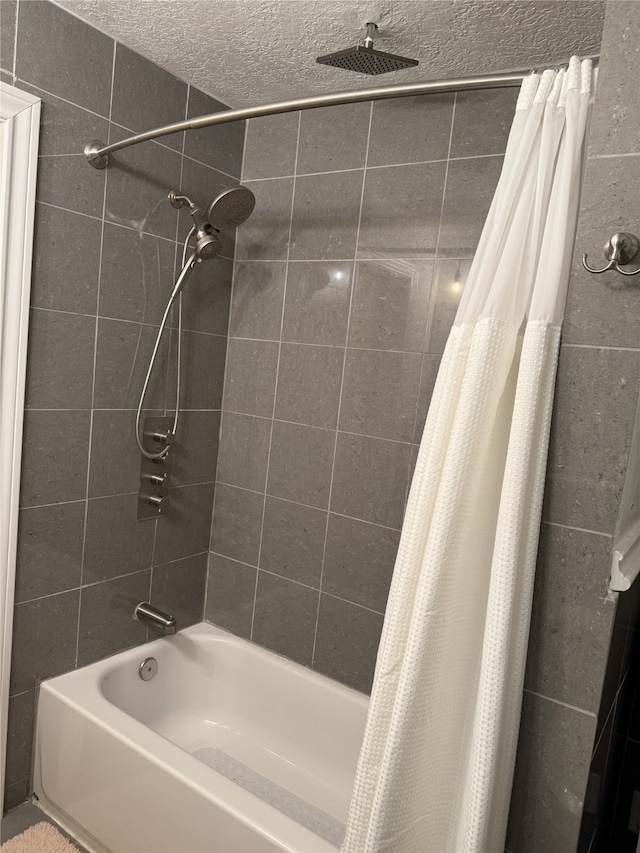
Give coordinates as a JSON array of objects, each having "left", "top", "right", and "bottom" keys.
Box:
[
  {"left": 267, "top": 422, "right": 334, "bottom": 509},
  {"left": 111, "top": 44, "right": 187, "bottom": 151},
  {"left": 252, "top": 572, "right": 318, "bottom": 666},
  {"left": 25, "top": 309, "right": 95, "bottom": 410},
  {"left": 331, "top": 433, "right": 411, "bottom": 529},
  {"left": 242, "top": 113, "right": 299, "bottom": 180},
  {"left": 275, "top": 343, "right": 344, "bottom": 429},
  {"left": 525, "top": 524, "right": 615, "bottom": 713},
  {"left": 89, "top": 409, "right": 159, "bottom": 498},
  {"left": 368, "top": 94, "right": 453, "bottom": 167},
  {"left": 31, "top": 203, "right": 101, "bottom": 315},
  {"left": 347, "top": 260, "right": 433, "bottom": 352},
  {"left": 339, "top": 350, "right": 422, "bottom": 442},
  {"left": 438, "top": 156, "right": 503, "bottom": 257},
  {"left": 4, "top": 779, "right": 31, "bottom": 813},
  {"left": 1, "top": 0, "right": 16, "bottom": 73},
  {"left": 260, "top": 497, "right": 326, "bottom": 587},
  {"left": 168, "top": 330, "right": 226, "bottom": 411},
  {"left": 217, "top": 412, "right": 271, "bottom": 493},
  {"left": 323, "top": 514, "right": 400, "bottom": 612},
  {"left": 94, "top": 319, "right": 168, "bottom": 410},
  {"left": 106, "top": 128, "right": 181, "bottom": 241},
  {"left": 358, "top": 162, "right": 446, "bottom": 259},
  {"left": 18, "top": 82, "right": 109, "bottom": 157},
  {"left": 206, "top": 553, "right": 257, "bottom": 639},
  {"left": 223, "top": 338, "right": 279, "bottom": 417},
  {"left": 296, "top": 102, "right": 370, "bottom": 175},
  {"left": 289, "top": 170, "right": 364, "bottom": 261},
  {"left": 506, "top": 692, "right": 596, "bottom": 853},
  {"left": 16, "top": 0, "right": 113, "bottom": 115},
  {"left": 15, "top": 502, "right": 85, "bottom": 603},
  {"left": 83, "top": 493, "right": 155, "bottom": 584},
  {"left": 313, "top": 595, "right": 383, "bottom": 694},
  {"left": 36, "top": 155, "right": 106, "bottom": 220},
  {"left": 5, "top": 691, "right": 34, "bottom": 788},
  {"left": 563, "top": 157, "right": 640, "bottom": 349},
  {"left": 235, "top": 178, "right": 294, "bottom": 261},
  {"left": 77, "top": 571, "right": 151, "bottom": 667},
  {"left": 210, "top": 483, "right": 264, "bottom": 566},
  {"left": 10, "top": 589, "right": 79, "bottom": 695},
  {"left": 151, "top": 553, "right": 207, "bottom": 630},
  {"left": 450, "top": 89, "right": 518, "bottom": 159},
  {"left": 424, "top": 260, "right": 470, "bottom": 354},
  {"left": 170, "top": 410, "right": 220, "bottom": 487},
  {"left": 20, "top": 410, "right": 91, "bottom": 507},
  {"left": 588, "top": 8, "right": 640, "bottom": 157},
  {"left": 229, "top": 262, "right": 287, "bottom": 341},
  {"left": 414, "top": 355, "right": 442, "bottom": 441},
  {"left": 176, "top": 255, "right": 233, "bottom": 337},
  {"left": 99, "top": 224, "right": 175, "bottom": 326},
  {"left": 282, "top": 262, "right": 352, "bottom": 346},
  {"left": 544, "top": 347, "right": 640, "bottom": 534},
  {"left": 154, "top": 483, "right": 215, "bottom": 565},
  {"left": 185, "top": 87, "right": 245, "bottom": 178}
]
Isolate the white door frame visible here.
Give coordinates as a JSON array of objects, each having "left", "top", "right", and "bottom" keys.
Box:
[{"left": 0, "top": 81, "right": 40, "bottom": 807}]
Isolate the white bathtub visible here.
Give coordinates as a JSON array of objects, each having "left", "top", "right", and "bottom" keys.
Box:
[{"left": 34, "top": 622, "right": 368, "bottom": 853}]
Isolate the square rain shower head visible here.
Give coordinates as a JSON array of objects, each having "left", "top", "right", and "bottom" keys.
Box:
[{"left": 316, "top": 44, "right": 419, "bottom": 75}]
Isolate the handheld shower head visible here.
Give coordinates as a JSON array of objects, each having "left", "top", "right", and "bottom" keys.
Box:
[{"left": 194, "top": 230, "right": 222, "bottom": 260}]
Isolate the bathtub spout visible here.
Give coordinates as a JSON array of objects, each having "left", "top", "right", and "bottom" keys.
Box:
[{"left": 135, "top": 602, "right": 177, "bottom": 635}]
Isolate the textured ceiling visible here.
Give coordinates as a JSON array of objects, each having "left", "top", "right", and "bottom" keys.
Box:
[{"left": 55, "top": 1, "right": 605, "bottom": 108}]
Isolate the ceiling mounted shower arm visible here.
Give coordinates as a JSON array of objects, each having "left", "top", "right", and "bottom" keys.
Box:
[
  {"left": 363, "top": 23, "right": 377, "bottom": 49},
  {"left": 84, "top": 71, "right": 527, "bottom": 168}
]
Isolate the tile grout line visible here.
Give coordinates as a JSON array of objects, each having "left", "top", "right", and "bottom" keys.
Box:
[
  {"left": 312, "top": 100, "right": 374, "bottom": 668},
  {"left": 523, "top": 688, "right": 596, "bottom": 719},
  {"left": 242, "top": 151, "right": 504, "bottom": 182},
  {"left": 409, "top": 93, "right": 457, "bottom": 464},
  {"left": 562, "top": 342, "right": 640, "bottom": 353},
  {"left": 209, "top": 551, "right": 386, "bottom": 616},
  {"left": 250, "top": 110, "right": 302, "bottom": 641},
  {"left": 149, "top": 80, "right": 192, "bottom": 603},
  {"left": 542, "top": 519, "right": 613, "bottom": 539},
  {"left": 74, "top": 38, "right": 117, "bottom": 668},
  {"left": 215, "top": 481, "right": 403, "bottom": 532},
  {"left": 204, "top": 92, "right": 250, "bottom": 621},
  {"left": 14, "top": 562, "right": 188, "bottom": 609},
  {"left": 12, "top": 0, "right": 19, "bottom": 78}
]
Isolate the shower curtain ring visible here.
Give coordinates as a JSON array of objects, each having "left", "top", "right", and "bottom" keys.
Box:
[{"left": 582, "top": 232, "right": 640, "bottom": 276}]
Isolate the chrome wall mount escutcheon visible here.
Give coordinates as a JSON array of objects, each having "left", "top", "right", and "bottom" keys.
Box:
[{"left": 582, "top": 232, "right": 640, "bottom": 276}]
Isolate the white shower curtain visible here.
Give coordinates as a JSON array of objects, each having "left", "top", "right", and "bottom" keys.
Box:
[{"left": 342, "top": 57, "right": 594, "bottom": 853}]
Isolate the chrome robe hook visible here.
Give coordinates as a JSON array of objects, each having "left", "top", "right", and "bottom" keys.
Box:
[{"left": 582, "top": 232, "right": 640, "bottom": 276}]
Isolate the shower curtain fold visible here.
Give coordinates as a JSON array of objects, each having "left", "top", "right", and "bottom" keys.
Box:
[{"left": 341, "top": 57, "right": 594, "bottom": 853}]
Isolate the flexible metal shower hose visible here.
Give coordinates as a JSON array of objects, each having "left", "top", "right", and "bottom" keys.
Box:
[{"left": 135, "top": 227, "right": 196, "bottom": 460}]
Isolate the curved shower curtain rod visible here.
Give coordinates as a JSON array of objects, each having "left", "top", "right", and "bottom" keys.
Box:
[{"left": 85, "top": 55, "right": 599, "bottom": 169}]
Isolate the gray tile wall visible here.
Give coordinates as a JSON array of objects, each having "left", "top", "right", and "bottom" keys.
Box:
[
  {"left": 205, "top": 87, "right": 518, "bottom": 696},
  {"left": 506, "top": 5, "right": 640, "bottom": 852},
  {"left": 2, "top": 0, "right": 243, "bottom": 812}
]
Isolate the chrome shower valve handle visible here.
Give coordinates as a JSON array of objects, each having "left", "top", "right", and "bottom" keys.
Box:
[{"left": 582, "top": 232, "right": 640, "bottom": 276}]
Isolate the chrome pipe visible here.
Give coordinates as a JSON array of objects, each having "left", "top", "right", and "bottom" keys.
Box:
[{"left": 85, "top": 71, "right": 528, "bottom": 168}]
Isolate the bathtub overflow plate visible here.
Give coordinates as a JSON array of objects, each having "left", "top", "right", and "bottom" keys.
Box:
[{"left": 139, "top": 657, "right": 158, "bottom": 681}]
